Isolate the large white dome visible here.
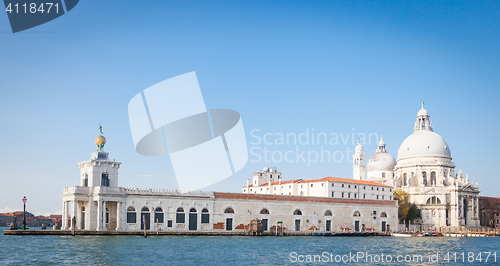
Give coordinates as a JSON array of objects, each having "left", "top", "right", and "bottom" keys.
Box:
[
  {"left": 397, "top": 130, "right": 451, "bottom": 160},
  {"left": 367, "top": 152, "right": 396, "bottom": 171}
]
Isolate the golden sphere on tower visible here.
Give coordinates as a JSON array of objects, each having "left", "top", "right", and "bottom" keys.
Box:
[{"left": 95, "top": 135, "right": 106, "bottom": 146}]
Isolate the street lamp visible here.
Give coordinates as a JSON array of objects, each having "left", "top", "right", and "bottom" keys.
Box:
[{"left": 22, "top": 196, "right": 27, "bottom": 230}]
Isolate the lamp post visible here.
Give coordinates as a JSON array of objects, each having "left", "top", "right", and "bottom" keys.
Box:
[{"left": 22, "top": 196, "right": 27, "bottom": 230}]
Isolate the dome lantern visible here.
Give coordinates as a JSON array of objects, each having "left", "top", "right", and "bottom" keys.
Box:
[{"left": 414, "top": 101, "right": 433, "bottom": 132}]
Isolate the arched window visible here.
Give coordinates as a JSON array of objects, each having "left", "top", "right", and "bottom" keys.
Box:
[
  {"left": 224, "top": 207, "right": 235, "bottom": 214},
  {"left": 201, "top": 208, "right": 209, "bottom": 224},
  {"left": 176, "top": 207, "right": 185, "bottom": 223},
  {"left": 422, "top": 171, "right": 427, "bottom": 186},
  {"left": 380, "top": 212, "right": 387, "bottom": 217},
  {"left": 403, "top": 173, "right": 407, "bottom": 186},
  {"left": 431, "top": 171, "right": 436, "bottom": 185},
  {"left": 154, "top": 207, "right": 164, "bottom": 224},
  {"left": 141, "top": 207, "right": 149, "bottom": 212},
  {"left": 127, "top": 206, "right": 136, "bottom": 224},
  {"left": 353, "top": 211, "right": 361, "bottom": 217},
  {"left": 190, "top": 208, "right": 197, "bottom": 212},
  {"left": 101, "top": 173, "right": 109, "bottom": 187},
  {"left": 426, "top": 196, "right": 442, "bottom": 205},
  {"left": 324, "top": 210, "right": 332, "bottom": 216},
  {"left": 293, "top": 210, "right": 302, "bottom": 215},
  {"left": 260, "top": 208, "right": 270, "bottom": 214},
  {"left": 81, "top": 207, "right": 85, "bottom": 212}
]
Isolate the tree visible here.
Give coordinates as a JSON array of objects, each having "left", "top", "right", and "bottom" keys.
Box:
[
  {"left": 393, "top": 190, "right": 410, "bottom": 223},
  {"left": 393, "top": 190, "right": 422, "bottom": 228}
]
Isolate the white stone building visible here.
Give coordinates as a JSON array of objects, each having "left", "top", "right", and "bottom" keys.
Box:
[
  {"left": 242, "top": 167, "right": 393, "bottom": 201},
  {"left": 61, "top": 136, "right": 398, "bottom": 234},
  {"left": 358, "top": 103, "right": 480, "bottom": 229}
]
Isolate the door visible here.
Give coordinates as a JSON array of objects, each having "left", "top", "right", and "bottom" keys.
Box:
[
  {"left": 262, "top": 219, "right": 268, "bottom": 231},
  {"left": 226, "top": 218, "right": 233, "bottom": 230},
  {"left": 354, "top": 221, "right": 360, "bottom": 232},
  {"left": 81, "top": 212, "right": 85, "bottom": 230},
  {"left": 189, "top": 213, "right": 197, "bottom": 230},
  {"left": 141, "top": 213, "right": 150, "bottom": 230},
  {"left": 382, "top": 221, "right": 386, "bottom": 232},
  {"left": 295, "top": 219, "right": 301, "bottom": 231},
  {"left": 326, "top": 220, "right": 331, "bottom": 232}
]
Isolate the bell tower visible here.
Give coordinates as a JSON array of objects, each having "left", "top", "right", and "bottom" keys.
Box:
[
  {"left": 78, "top": 124, "right": 121, "bottom": 188},
  {"left": 352, "top": 141, "right": 366, "bottom": 180}
]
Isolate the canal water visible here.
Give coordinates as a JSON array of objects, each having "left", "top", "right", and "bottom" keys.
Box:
[{"left": 0, "top": 228, "right": 498, "bottom": 265}]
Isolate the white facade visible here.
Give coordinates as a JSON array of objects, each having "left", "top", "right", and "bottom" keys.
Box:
[
  {"left": 242, "top": 168, "right": 393, "bottom": 201},
  {"left": 62, "top": 142, "right": 398, "bottom": 234},
  {"left": 361, "top": 104, "right": 480, "bottom": 229}
]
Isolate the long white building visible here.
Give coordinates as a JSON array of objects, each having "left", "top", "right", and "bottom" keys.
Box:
[
  {"left": 242, "top": 167, "right": 394, "bottom": 201},
  {"left": 61, "top": 136, "right": 398, "bottom": 234}
]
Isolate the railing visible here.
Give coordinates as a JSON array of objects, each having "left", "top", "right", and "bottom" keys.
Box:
[{"left": 124, "top": 188, "right": 213, "bottom": 197}]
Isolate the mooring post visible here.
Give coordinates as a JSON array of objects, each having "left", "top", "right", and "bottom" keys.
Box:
[{"left": 143, "top": 215, "right": 147, "bottom": 238}]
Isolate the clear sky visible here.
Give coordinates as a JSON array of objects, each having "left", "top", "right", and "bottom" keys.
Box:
[{"left": 1, "top": 0, "right": 499, "bottom": 215}]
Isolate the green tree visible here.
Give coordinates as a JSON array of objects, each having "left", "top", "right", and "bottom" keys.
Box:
[{"left": 393, "top": 190, "right": 410, "bottom": 223}]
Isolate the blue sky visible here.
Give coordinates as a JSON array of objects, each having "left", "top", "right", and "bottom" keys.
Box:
[{"left": 1, "top": 0, "right": 499, "bottom": 215}]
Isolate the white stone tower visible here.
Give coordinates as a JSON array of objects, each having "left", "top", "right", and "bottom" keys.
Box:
[
  {"left": 78, "top": 126, "right": 121, "bottom": 188},
  {"left": 352, "top": 141, "right": 366, "bottom": 180}
]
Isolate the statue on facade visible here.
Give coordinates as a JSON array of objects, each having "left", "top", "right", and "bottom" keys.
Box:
[{"left": 99, "top": 124, "right": 103, "bottom": 135}]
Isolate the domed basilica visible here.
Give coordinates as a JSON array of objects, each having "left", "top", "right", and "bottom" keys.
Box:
[{"left": 352, "top": 103, "right": 480, "bottom": 229}]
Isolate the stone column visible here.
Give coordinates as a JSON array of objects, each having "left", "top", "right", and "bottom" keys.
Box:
[
  {"left": 102, "top": 201, "right": 107, "bottom": 230},
  {"left": 116, "top": 202, "right": 121, "bottom": 230},
  {"left": 61, "top": 201, "right": 67, "bottom": 230},
  {"left": 71, "top": 200, "right": 77, "bottom": 231},
  {"left": 97, "top": 200, "right": 102, "bottom": 231}
]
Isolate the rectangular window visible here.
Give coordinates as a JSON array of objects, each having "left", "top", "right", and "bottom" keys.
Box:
[
  {"left": 167, "top": 220, "right": 172, "bottom": 227},
  {"left": 348, "top": 193, "right": 350, "bottom": 198},
  {"left": 363, "top": 194, "right": 366, "bottom": 199},
  {"left": 176, "top": 213, "right": 185, "bottom": 223},
  {"left": 332, "top": 183, "right": 334, "bottom": 187},
  {"left": 377, "top": 195, "right": 379, "bottom": 200},
  {"left": 201, "top": 213, "right": 209, "bottom": 224},
  {"left": 382, "top": 173, "right": 385, "bottom": 178},
  {"left": 331, "top": 192, "right": 334, "bottom": 197},
  {"left": 127, "top": 212, "right": 136, "bottom": 223},
  {"left": 364, "top": 186, "right": 366, "bottom": 189},
  {"left": 382, "top": 196, "right": 385, "bottom": 200},
  {"left": 101, "top": 173, "right": 109, "bottom": 187},
  {"left": 342, "top": 192, "right": 344, "bottom": 198},
  {"left": 348, "top": 185, "right": 351, "bottom": 188},
  {"left": 342, "top": 184, "right": 344, "bottom": 188},
  {"left": 154, "top": 212, "right": 164, "bottom": 224}
]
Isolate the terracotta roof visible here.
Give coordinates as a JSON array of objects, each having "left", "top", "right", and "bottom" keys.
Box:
[
  {"left": 215, "top": 192, "right": 397, "bottom": 206},
  {"left": 0, "top": 213, "right": 14, "bottom": 216},
  {"left": 244, "top": 179, "right": 302, "bottom": 188},
  {"left": 245, "top": 177, "right": 390, "bottom": 188},
  {"left": 300, "top": 177, "right": 391, "bottom": 187}
]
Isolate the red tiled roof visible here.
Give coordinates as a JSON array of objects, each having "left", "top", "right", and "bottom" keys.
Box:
[
  {"left": 301, "top": 177, "right": 391, "bottom": 187},
  {"left": 245, "top": 179, "right": 302, "bottom": 188},
  {"left": 215, "top": 192, "right": 396, "bottom": 206},
  {"left": 246, "top": 177, "right": 391, "bottom": 188}
]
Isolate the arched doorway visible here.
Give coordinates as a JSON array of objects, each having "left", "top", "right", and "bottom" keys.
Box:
[
  {"left": 189, "top": 208, "right": 197, "bottom": 230},
  {"left": 141, "top": 207, "right": 150, "bottom": 230}
]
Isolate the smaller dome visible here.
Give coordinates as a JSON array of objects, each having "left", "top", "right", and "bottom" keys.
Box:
[
  {"left": 367, "top": 152, "right": 396, "bottom": 172},
  {"left": 95, "top": 135, "right": 106, "bottom": 147},
  {"left": 417, "top": 108, "right": 429, "bottom": 116}
]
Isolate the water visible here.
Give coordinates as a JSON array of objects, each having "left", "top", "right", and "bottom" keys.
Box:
[{"left": 0, "top": 228, "right": 498, "bottom": 265}]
